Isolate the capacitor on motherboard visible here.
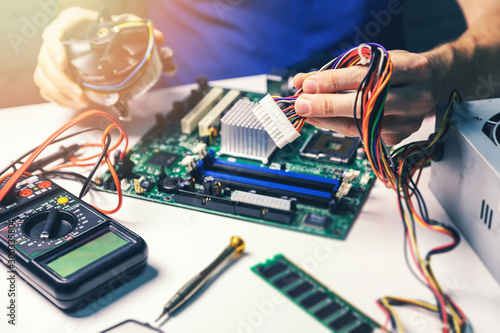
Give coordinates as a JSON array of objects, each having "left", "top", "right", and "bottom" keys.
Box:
[
  {"left": 214, "top": 182, "right": 222, "bottom": 196},
  {"left": 179, "top": 180, "right": 191, "bottom": 191},
  {"left": 159, "top": 177, "right": 181, "bottom": 194},
  {"left": 187, "top": 177, "right": 195, "bottom": 191},
  {"left": 209, "top": 125, "right": 218, "bottom": 137},
  {"left": 203, "top": 176, "right": 215, "bottom": 195}
]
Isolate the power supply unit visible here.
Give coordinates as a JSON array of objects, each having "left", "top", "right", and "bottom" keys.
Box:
[{"left": 430, "top": 98, "right": 500, "bottom": 283}]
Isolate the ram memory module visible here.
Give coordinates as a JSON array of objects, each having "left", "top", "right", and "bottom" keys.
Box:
[{"left": 251, "top": 254, "right": 383, "bottom": 333}]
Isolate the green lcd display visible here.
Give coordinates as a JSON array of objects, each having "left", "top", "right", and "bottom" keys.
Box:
[{"left": 47, "top": 231, "right": 129, "bottom": 278}]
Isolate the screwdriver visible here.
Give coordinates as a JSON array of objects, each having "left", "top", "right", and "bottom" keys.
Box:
[{"left": 155, "top": 236, "right": 245, "bottom": 324}]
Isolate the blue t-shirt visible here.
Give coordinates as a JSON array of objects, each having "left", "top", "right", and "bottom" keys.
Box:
[{"left": 147, "top": 0, "right": 404, "bottom": 85}]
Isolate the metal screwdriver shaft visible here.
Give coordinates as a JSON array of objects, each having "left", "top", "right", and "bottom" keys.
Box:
[{"left": 155, "top": 236, "right": 245, "bottom": 324}]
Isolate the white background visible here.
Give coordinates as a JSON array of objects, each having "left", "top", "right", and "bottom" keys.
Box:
[{"left": 0, "top": 76, "right": 499, "bottom": 333}]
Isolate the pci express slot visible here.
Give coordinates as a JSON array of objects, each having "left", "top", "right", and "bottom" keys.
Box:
[
  {"left": 201, "top": 170, "right": 332, "bottom": 207},
  {"left": 181, "top": 87, "right": 224, "bottom": 134},
  {"left": 207, "top": 159, "right": 339, "bottom": 193},
  {"left": 174, "top": 190, "right": 293, "bottom": 225},
  {"left": 198, "top": 89, "right": 241, "bottom": 136}
]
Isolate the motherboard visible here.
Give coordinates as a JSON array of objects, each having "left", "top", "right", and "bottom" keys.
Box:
[{"left": 95, "top": 80, "right": 375, "bottom": 239}]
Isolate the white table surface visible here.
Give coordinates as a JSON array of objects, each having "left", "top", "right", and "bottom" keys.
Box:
[{"left": 0, "top": 75, "right": 499, "bottom": 333}]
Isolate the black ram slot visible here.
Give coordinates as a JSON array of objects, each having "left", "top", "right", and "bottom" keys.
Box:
[{"left": 211, "top": 178, "right": 330, "bottom": 207}]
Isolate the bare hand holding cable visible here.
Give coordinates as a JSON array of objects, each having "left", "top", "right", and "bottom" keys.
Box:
[
  {"left": 293, "top": 50, "right": 435, "bottom": 145},
  {"left": 33, "top": 7, "right": 166, "bottom": 110}
]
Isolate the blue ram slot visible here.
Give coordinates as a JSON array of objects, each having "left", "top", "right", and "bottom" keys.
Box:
[
  {"left": 213, "top": 159, "right": 339, "bottom": 186},
  {"left": 202, "top": 170, "right": 332, "bottom": 199}
]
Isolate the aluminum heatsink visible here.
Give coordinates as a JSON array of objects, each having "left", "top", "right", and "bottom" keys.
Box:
[{"left": 220, "top": 98, "right": 277, "bottom": 164}]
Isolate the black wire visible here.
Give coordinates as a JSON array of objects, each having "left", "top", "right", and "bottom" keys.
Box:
[
  {"left": 0, "top": 127, "right": 105, "bottom": 177},
  {"left": 397, "top": 174, "right": 427, "bottom": 286},
  {"left": 39, "top": 170, "right": 91, "bottom": 184},
  {"left": 386, "top": 298, "right": 458, "bottom": 327},
  {"left": 393, "top": 144, "right": 429, "bottom": 288},
  {"left": 402, "top": 172, "right": 449, "bottom": 324},
  {"left": 398, "top": 141, "right": 463, "bottom": 328},
  {"left": 409, "top": 176, "right": 429, "bottom": 223},
  {"left": 78, "top": 133, "right": 111, "bottom": 199},
  {"left": 377, "top": 300, "right": 397, "bottom": 330}
]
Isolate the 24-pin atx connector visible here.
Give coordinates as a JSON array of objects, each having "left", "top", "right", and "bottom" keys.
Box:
[{"left": 252, "top": 94, "right": 301, "bottom": 149}]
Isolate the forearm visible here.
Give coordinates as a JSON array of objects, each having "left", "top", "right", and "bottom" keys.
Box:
[{"left": 423, "top": 2, "right": 500, "bottom": 103}]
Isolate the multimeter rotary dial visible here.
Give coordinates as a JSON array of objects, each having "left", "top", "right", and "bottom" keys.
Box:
[{"left": 23, "top": 209, "right": 77, "bottom": 240}]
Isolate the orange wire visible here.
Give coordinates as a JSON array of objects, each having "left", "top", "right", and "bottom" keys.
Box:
[
  {"left": 47, "top": 163, "right": 98, "bottom": 171},
  {"left": 70, "top": 130, "right": 124, "bottom": 162},
  {"left": 0, "top": 110, "right": 128, "bottom": 206},
  {"left": 98, "top": 124, "right": 123, "bottom": 214},
  {"left": 47, "top": 125, "right": 123, "bottom": 214},
  {"left": 0, "top": 172, "right": 32, "bottom": 184}
]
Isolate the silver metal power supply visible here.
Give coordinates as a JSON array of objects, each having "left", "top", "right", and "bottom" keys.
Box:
[{"left": 430, "top": 98, "right": 500, "bottom": 283}]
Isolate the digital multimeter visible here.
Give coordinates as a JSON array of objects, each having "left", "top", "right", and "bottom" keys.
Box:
[{"left": 0, "top": 175, "right": 148, "bottom": 311}]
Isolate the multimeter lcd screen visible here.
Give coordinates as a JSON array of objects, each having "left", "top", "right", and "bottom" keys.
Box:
[{"left": 47, "top": 231, "right": 128, "bottom": 278}]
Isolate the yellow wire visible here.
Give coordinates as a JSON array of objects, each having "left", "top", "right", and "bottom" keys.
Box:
[
  {"left": 428, "top": 91, "right": 459, "bottom": 147},
  {"left": 400, "top": 182, "right": 464, "bottom": 333},
  {"left": 381, "top": 297, "right": 406, "bottom": 333},
  {"left": 384, "top": 294, "right": 462, "bottom": 333},
  {"left": 387, "top": 296, "right": 438, "bottom": 311},
  {"left": 113, "top": 21, "right": 147, "bottom": 30},
  {"left": 426, "top": 261, "right": 463, "bottom": 332}
]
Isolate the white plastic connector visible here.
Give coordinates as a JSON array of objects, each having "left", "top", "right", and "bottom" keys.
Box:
[
  {"left": 342, "top": 169, "right": 360, "bottom": 183},
  {"left": 198, "top": 89, "right": 241, "bottom": 136},
  {"left": 336, "top": 182, "right": 352, "bottom": 199},
  {"left": 192, "top": 142, "right": 207, "bottom": 158},
  {"left": 252, "top": 94, "right": 300, "bottom": 149},
  {"left": 179, "top": 155, "right": 197, "bottom": 171},
  {"left": 120, "top": 178, "right": 131, "bottom": 191},
  {"left": 181, "top": 87, "right": 224, "bottom": 134},
  {"left": 231, "top": 190, "right": 291, "bottom": 211}
]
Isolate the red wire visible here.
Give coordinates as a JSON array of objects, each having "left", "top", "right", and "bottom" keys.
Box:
[
  {"left": 376, "top": 301, "right": 391, "bottom": 331},
  {"left": 0, "top": 110, "right": 128, "bottom": 211},
  {"left": 402, "top": 204, "right": 450, "bottom": 332}
]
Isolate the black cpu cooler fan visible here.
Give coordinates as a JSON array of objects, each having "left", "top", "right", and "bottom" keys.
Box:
[{"left": 63, "top": 9, "right": 175, "bottom": 120}]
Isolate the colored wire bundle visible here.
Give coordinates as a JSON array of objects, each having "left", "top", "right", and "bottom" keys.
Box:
[
  {"left": 0, "top": 110, "right": 128, "bottom": 214},
  {"left": 340, "top": 44, "right": 467, "bottom": 332},
  {"left": 272, "top": 43, "right": 383, "bottom": 133},
  {"left": 285, "top": 43, "right": 469, "bottom": 332},
  {"left": 374, "top": 91, "right": 468, "bottom": 333}
]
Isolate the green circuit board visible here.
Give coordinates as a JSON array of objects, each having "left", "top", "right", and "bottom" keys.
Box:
[
  {"left": 95, "top": 83, "right": 375, "bottom": 239},
  {"left": 252, "top": 254, "right": 381, "bottom": 332}
]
